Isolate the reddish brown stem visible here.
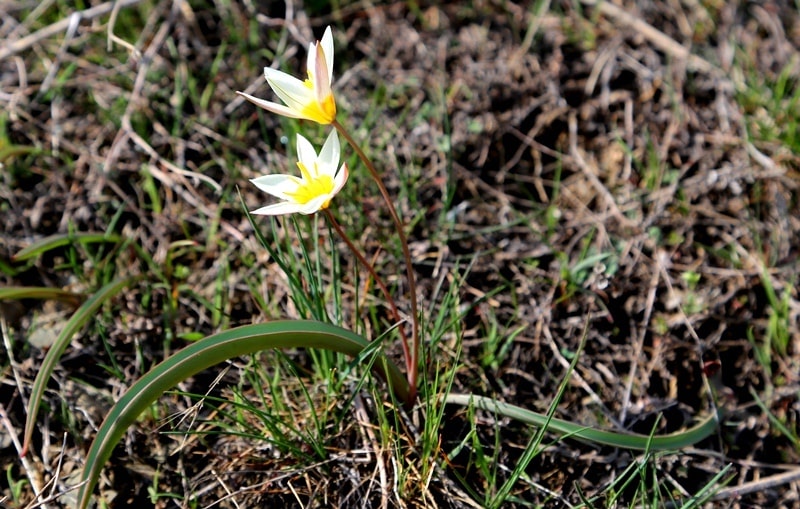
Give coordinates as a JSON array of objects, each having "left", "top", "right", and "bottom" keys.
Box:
[
  {"left": 332, "top": 120, "right": 419, "bottom": 403},
  {"left": 322, "top": 210, "right": 412, "bottom": 404}
]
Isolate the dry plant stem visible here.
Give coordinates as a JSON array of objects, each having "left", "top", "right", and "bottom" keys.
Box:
[
  {"left": 579, "top": 0, "right": 725, "bottom": 79},
  {"left": 0, "top": 316, "right": 51, "bottom": 507},
  {"left": 323, "top": 209, "right": 412, "bottom": 400},
  {"left": 0, "top": 404, "right": 49, "bottom": 509},
  {"left": 0, "top": 0, "right": 143, "bottom": 60},
  {"left": 711, "top": 466, "right": 800, "bottom": 502},
  {"left": 331, "top": 119, "right": 420, "bottom": 403}
]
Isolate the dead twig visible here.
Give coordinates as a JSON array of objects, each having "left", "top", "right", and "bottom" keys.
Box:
[
  {"left": 711, "top": 467, "right": 800, "bottom": 502},
  {"left": 353, "top": 393, "right": 388, "bottom": 508},
  {"left": 568, "top": 112, "right": 640, "bottom": 231},
  {"left": 580, "top": 0, "right": 728, "bottom": 83},
  {"left": 0, "top": 401, "right": 49, "bottom": 509},
  {"left": 0, "top": 0, "right": 142, "bottom": 61},
  {"left": 618, "top": 251, "right": 660, "bottom": 424}
]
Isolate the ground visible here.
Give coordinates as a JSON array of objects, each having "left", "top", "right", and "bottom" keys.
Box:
[{"left": 1, "top": 0, "right": 799, "bottom": 508}]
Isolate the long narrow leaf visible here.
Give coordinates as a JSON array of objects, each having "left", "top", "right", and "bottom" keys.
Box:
[
  {"left": 12, "top": 232, "right": 121, "bottom": 262},
  {"left": 444, "top": 393, "right": 720, "bottom": 451},
  {"left": 0, "top": 286, "right": 83, "bottom": 305},
  {"left": 75, "top": 320, "right": 409, "bottom": 509},
  {"left": 22, "top": 276, "right": 140, "bottom": 456}
]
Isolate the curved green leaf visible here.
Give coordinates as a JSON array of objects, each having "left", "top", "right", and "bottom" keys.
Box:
[
  {"left": 75, "top": 320, "right": 409, "bottom": 509},
  {"left": 13, "top": 232, "right": 121, "bottom": 262},
  {"left": 444, "top": 393, "right": 720, "bottom": 450},
  {"left": 22, "top": 276, "right": 140, "bottom": 456},
  {"left": 0, "top": 286, "right": 84, "bottom": 305}
]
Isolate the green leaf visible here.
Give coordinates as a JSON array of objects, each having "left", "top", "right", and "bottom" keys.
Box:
[
  {"left": 12, "top": 232, "right": 121, "bottom": 262},
  {"left": 22, "top": 276, "right": 140, "bottom": 456},
  {"left": 0, "top": 286, "right": 83, "bottom": 306},
  {"left": 74, "top": 320, "right": 409, "bottom": 509},
  {"left": 444, "top": 394, "right": 720, "bottom": 451}
]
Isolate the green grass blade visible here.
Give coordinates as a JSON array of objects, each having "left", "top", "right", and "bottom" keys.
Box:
[
  {"left": 444, "top": 393, "right": 720, "bottom": 451},
  {"left": 0, "top": 143, "right": 40, "bottom": 162},
  {"left": 676, "top": 463, "right": 733, "bottom": 508},
  {"left": 22, "top": 276, "right": 140, "bottom": 456},
  {"left": 489, "top": 325, "right": 588, "bottom": 509},
  {"left": 74, "top": 320, "right": 409, "bottom": 509},
  {"left": 0, "top": 286, "right": 84, "bottom": 305},
  {"left": 12, "top": 232, "right": 121, "bottom": 262},
  {"left": 749, "top": 387, "right": 800, "bottom": 448}
]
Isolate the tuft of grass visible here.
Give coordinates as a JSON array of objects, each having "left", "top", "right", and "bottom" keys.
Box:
[{"left": 737, "top": 53, "right": 800, "bottom": 158}]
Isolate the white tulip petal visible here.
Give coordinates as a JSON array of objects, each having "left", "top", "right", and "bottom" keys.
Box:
[
  {"left": 318, "top": 130, "right": 340, "bottom": 172},
  {"left": 332, "top": 163, "right": 349, "bottom": 194},
  {"left": 306, "top": 41, "right": 317, "bottom": 81},
  {"left": 312, "top": 42, "right": 332, "bottom": 106},
  {"left": 262, "top": 66, "right": 295, "bottom": 84},
  {"left": 251, "top": 201, "right": 307, "bottom": 215},
  {"left": 321, "top": 26, "right": 334, "bottom": 83},
  {"left": 237, "top": 92, "right": 304, "bottom": 119},
  {"left": 263, "top": 70, "right": 313, "bottom": 111},
  {"left": 295, "top": 134, "right": 318, "bottom": 170},
  {"left": 250, "top": 174, "right": 301, "bottom": 200}
]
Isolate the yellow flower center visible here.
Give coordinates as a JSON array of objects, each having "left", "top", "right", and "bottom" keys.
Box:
[
  {"left": 300, "top": 74, "right": 336, "bottom": 124},
  {"left": 286, "top": 161, "right": 335, "bottom": 208}
]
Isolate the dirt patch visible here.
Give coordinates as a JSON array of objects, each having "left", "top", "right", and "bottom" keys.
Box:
[{"left": 2, "top": 0, "right": 799, "bottom": 507}]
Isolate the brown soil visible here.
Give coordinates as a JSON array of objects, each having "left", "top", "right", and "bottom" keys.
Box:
[{"left": 1, "top": 0, "right": 799, "bottom": 507}]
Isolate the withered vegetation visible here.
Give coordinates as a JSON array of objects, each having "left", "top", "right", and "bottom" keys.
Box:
[{"left": 1, "top": 0, "right": 799, "bottom": 507}]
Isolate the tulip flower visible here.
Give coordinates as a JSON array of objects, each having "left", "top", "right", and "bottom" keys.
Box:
[
  {"left": 238, "top": 26, "right": 336, "bottom": 124},
  {"left": 250, "top": 130, "right": 348, "bottom": 215}
]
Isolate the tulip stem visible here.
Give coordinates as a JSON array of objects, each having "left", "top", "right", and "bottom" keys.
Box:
[
  {"left": 332, "top": 119, "right": 419, "bottom": 404},
  {"left": 323, "top": 209, "right": 413, "bottom": 406}
]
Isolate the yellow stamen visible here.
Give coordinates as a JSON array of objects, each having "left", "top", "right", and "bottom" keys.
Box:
[
  {"left": 299, "top": 92, "right": 336, "bottom": 124},
  {"left": 296, "top": 161, "right": 314, "bottom": 181},
  {"left": 286, "top": 162, "right": 334, "bottom": 206}
]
